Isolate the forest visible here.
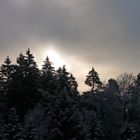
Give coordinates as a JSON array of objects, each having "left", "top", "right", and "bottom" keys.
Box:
[{"left": 0, "top": 49, "right": 140, "bottom": 140}]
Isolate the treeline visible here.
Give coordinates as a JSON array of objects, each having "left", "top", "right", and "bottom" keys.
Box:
[{"left": 0, "top": 49, "right": 140, "bottom": 140}]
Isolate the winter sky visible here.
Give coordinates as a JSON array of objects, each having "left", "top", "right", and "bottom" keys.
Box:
[{"left": 0, "top": 0, "right": 140, "bottom": 91}]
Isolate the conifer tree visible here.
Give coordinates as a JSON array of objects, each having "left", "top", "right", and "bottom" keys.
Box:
[
  {"left": 56, "top": 66, "right": 79, "bottom": 96},
  {"left": 56, "top": 66, "right": 70, "bottom": 93},
  {"left": 24, "top": 48, "right": 41, "bottom": 99},
  {"left": 68, "top": 74, "right": 79, "bottom": 95},
  {"left": 1, "top": 56, "right": 13, "bottom": 80},
  {"left": 8, "top": 49, "right": 41, "bottom": 115},
  {"left": 1, "top": 56, "right": 14, "bottom": 92},
  {"left": 85, "top": 67, "right": 102, "bottom": 92},
  {"left": 0, "top": 69, "right": 4, "bottom": 91},
  {"left": 41, "top": 56, "right": 56, "bottom": 93}
]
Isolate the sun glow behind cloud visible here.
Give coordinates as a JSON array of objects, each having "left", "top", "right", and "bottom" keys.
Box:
[
  {"left": 40, "top": 43, "right": 70, "bottom": 70},
  {"left": 47, "top": 50, "right": 65, "bottom": 69}
]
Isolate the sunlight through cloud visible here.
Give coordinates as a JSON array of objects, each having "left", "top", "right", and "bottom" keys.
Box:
[
  {"left": 41, "top": 43, "right": 70, "bottom": 70},
  {"left": 47, "top": 50, "right": 65, "bottom": 69}
]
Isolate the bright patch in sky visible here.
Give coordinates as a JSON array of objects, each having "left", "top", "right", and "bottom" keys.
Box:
[
  {"left": 47, "top": 50, "right": 65, "bottom": 68},
  {"left": 38, "top": 43, "right": 70, "bottom": 70}
]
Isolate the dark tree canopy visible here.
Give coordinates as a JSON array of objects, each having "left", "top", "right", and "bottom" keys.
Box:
[
  {"left": 7, "top": 49, "right": 41, "bottom": 115},
  {"left": 0, "top": 49, "right": 140, "bottom": 140}
]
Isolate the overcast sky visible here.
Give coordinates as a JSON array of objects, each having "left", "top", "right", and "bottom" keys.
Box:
[{"left": 0, "top": 0, "right": 140, "bottom": 91}]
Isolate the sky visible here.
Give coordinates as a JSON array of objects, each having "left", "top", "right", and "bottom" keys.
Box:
[{"left": 0, "top": 0, "right": 140, "bottom": 91}]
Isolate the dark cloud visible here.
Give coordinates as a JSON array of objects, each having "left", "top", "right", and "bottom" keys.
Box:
[{"left": 0, "top": 0, "right": 140, "bottom": 90}]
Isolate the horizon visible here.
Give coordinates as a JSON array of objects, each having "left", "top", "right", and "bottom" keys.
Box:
[{"left": 0, "top": 48, "right": 138, "bottom": 92}]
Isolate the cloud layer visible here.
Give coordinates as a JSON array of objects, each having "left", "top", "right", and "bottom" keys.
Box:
[{"left": 0, "top": 0, "right": 140, "bottom": 90}]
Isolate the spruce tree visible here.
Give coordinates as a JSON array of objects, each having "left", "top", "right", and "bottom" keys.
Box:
[
  {"left": 85, "top": 67, "right": 102, "bottom": 92},
  {"left": 68, "top": 74, "right": 79, "bottom": 96},
  {"left": 56, "top": 66, "right": 70, "bottom": 93},
  {"left": 41, "top": 56, "right": 56, "bottom": 93},
  {"left": 0, "top": 69, "right": 4, "bottom": 91},
  {"left": 1, "top": 56, "right": 13, "bottom": 80},
  {"left": 24, "top": 48, "right": 41, "bottom": 103},
  {"left": 8, "top": 49, "right": 41, "bottom": 115},
  {"left": 56, "top": 66, "right": 79, "bottom": 96},
  {"left": 1, "top": 56, "right": 14, "bottom": 92}
]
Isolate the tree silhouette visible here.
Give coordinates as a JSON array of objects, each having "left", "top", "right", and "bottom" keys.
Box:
[
  {"left": 85, "top": 67, "right": 102, "bottom": 92},
  {"left": 0, "top": 49, "right": 140, "bottom": 139},
  {"left": 8, "top": 49, "right": 41, "bottom": 115},
  {"left": 1, "top": 56, "right": 14, "bottom": 92},
  {"left": 68, "top": 74, "right": 79, "bottom": 96},
  {"left": 41, "top": 56, "right": 56, "bottom": 93},
  {"left": 106, "top": 78, "right": 120, "bottom": 94},
  {"left": 56, "top": 66, "right": 70, "bottom": 93}
]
